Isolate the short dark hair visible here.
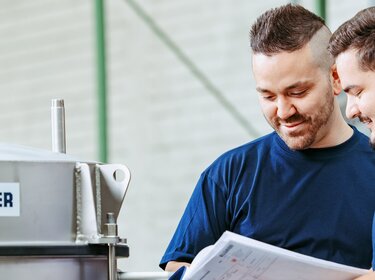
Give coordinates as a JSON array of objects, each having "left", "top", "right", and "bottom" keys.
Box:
[
  {"left": 250, "top": 4, "right": 325, "bottom": 55},
  {"left": 328, "top": 7, "right": 375, "bottom": 71}
]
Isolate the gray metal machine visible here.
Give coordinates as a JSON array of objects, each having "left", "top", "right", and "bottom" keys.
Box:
[
  {"left": 0, "top": 99, "right": 131, "bottom": 280},
  {"left": 0, "top": 99, "right": 172, "bottom": 280}
]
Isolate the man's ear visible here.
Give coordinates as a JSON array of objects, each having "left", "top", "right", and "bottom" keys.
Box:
[{"left": 331, "top": 64, "right": 342, "bottom": 96}]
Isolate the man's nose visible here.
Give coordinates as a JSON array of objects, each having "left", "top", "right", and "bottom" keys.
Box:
[
  {"left": 345, "top": 95, "right": 360, "bottom": 120},
  {"left": 277, "top": 97, "right": 296, "bottom": 120}
]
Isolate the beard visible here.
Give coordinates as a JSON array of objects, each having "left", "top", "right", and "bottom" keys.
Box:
[
  {"left": 358, "top": 116, "right": 375, "bottom": 150},
  {"left": 266, "top": 89, "right": 335, "bottom": 150}
]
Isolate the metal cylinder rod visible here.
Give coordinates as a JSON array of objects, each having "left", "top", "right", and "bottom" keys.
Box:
[
  {"left": 117, "top": 272, "right": 172, "bottom": 280},
  {"left": 51, "top": 99, "right": 66, "bottom": 153},
  {"left": 108, "top": 243, "right": 117, "bottom": 280}
]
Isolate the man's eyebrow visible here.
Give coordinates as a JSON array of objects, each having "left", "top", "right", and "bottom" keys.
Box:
[
  {"left": 343, "top": 85, "right": 359, "bottom": 93},
  {"left": 256, "top": 81, "right": 311, "bottom": 94},
  {"left": 255, "top": 87, "right": 271, "bottom": 93},
  {"left": 284, "top": 81, "right": 311, "bottom": 90}
]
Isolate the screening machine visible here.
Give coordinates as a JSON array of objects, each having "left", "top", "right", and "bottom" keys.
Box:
[{"left": 0, "top": 99, "right": 131, "bottom": 280}]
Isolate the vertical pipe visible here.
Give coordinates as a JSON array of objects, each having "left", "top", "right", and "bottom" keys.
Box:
[
  {"left": 105, "top": 212, "right": 118, "bottom": 280},
  {"left": 316, "top": 0, "right": 326, "bottom": 20},
  {"left": 108, "top": 244, "right": 117, "bottom": 280},
  {"left": 94, "top": 0, "right": 108, "bottom": 163},
  {"left": 51, "top": 99, "right": 66, "bottom": 153}
]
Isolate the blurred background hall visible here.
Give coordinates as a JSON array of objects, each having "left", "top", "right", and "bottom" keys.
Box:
[{"left": 0, "top": 0, "right": 372, "bottom": 272}]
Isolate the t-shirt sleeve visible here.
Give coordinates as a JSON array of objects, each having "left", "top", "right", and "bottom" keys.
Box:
[{"left": 159, "top": 171, "right": 228, "bottom": 270}]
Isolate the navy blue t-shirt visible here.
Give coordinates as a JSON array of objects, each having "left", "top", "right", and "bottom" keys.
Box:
[
  {"left": 372, "top": 212, "right": 375, "bottom": 269},
  {"left": 160, "top": 127, "right": 375, "bottom": 269}
]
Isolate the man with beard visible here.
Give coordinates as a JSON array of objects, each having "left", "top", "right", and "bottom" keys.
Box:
[
  {"left": 328, "top": 6, "right": 375, "bottom": 280},
  {"left": 160, "top": 4, "right": 375, "bottom": 273}
]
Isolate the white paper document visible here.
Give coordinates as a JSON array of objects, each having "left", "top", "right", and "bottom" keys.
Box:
[{"left": 182, "top": 231, "right": 368, "bottom": 280}]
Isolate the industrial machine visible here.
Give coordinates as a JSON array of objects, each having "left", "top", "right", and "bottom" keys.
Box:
[
  {"left": 0, "top": 99, "right": 129, "bottom": 280},
  {"left": 0, "top": 99, "right": 171, "bottom": 280},
  {"left": 0, "top": 142, "right": 131, "bottom": 279}
]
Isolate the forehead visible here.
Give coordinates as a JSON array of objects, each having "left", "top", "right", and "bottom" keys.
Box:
[
  {"left": 336, "top": 49, "right": 362, "bottom": 84},
  {"left": 336, "top": 49, "right": 375, "bottom": 95},
  {"left": 252, "top": 46, "right": 321, "bottom": 90},
  {"left": 336, "top": 49, "right": 360, "bottom": 69}
]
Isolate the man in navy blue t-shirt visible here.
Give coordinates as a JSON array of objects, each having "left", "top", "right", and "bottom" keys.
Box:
[
  {"left": 161, "top": 4, "right": 375, "bottom": 273},
  {"left": 329, "top": 6, "right": 375, "bottom": 280}
]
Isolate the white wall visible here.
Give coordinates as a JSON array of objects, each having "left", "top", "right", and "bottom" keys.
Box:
[
  {"left": 0, "top": 1, "right": 97, "bottom": 158},
  {"left": 0, "top": 0, "right": 370, "bottom": 272}
]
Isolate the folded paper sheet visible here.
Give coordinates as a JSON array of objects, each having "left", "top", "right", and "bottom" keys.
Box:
[{"left": 182, "top": 231, "right": 367, "bottom": 280}]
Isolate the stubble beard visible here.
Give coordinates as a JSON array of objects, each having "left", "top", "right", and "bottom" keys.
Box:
[
  {"left": 268, "top": 90, "right": 335, "bottom": 150},
  {"left": 358, "top": 116, "right": 375, "bottom": 150}
]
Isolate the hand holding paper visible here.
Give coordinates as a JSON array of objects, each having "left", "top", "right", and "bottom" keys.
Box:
[{"left": 181, "top": 231, "right": 367, "bottom": 280}]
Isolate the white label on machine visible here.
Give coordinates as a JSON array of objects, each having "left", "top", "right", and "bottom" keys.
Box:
[{"left": 0, "top": 183, "right": 20, "bottom": 216}]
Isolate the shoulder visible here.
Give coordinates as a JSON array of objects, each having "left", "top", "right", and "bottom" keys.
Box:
[
  {"left": 218, "top": 132, "right": 275, "bottom": 160},
  {"left": 202, "top": 132, "right": 276, "bottom": 177}
]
